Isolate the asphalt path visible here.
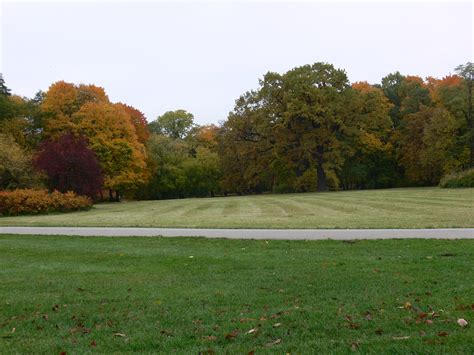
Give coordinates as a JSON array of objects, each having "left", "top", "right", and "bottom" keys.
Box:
[{"left": 1, "top": 227, "right": 474, "bottom": 240}]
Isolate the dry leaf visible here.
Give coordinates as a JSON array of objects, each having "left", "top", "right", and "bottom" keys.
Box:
[
  {"left": 202, "top": 335, "right": 217, "bottom": 341},
  {"left": 392, "top": 336, "right": 410, "bottom": 340},
  {"left": 457, "top": 318, "right": 468, "bottom": 327},
  {"left": 225, "top": 330, "right": 239, "bottom": 340},
  {"left": 247, "top": 328, "right": 257, "bottom": 334},
  {"left": 273, "top": 322, "right": 281, "bottom": 328},
  {"left": 437, "top": 331, "right": 448, "bottom": 337},
  {"left": 114, "top": 332, "right": 126, "bottom": 337},
  {"left": 265, "top": 338, "right": 282, "bottom": 347}
]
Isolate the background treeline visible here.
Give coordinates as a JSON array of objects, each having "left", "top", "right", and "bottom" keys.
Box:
[{"left": 0, "top": 61, "right": 472, "bottom": 201}]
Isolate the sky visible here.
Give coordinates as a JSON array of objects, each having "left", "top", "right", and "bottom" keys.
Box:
[{"left": 1, "top": 0, "right": 472, "bottom": 125}]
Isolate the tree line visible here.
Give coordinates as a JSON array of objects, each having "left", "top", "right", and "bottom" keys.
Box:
[{"left": 0, "top": 61, "right": 472, "bottom": 200}]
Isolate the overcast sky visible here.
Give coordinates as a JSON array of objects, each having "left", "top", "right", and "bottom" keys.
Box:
[{"left": 1, "top": 1, "right": 472, "bottom": 125}]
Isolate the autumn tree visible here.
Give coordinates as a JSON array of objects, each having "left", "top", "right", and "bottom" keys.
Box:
[
  {"left": 72, "top": 102, "right": 148, "bottom": 198},
  {"left": 339, "top": 82, "right": 394, "bottom": 189},
  {"left": 0, "top": 134, "right": 39, "bottom": 189},
  {"left": 34, "top": 133, "right": 103, "bottom": 197},
  {"left": 455, "top": 62, "right": 474, "bottom": 167},
  {"left": 41, "top": 81, "right": 149, "bottom": 200},
  {"left": 400, "top": 107, "right": 459, "bottom": 184},
  {"left": 116, "top": 103, "right": 150, "bottom": 144}
]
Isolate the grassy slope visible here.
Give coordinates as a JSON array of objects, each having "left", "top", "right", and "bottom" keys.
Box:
[
  {"left": 0, "top": 235, "right": 473, "bottom": 353},
  {"left": 0, "top": 187, "right": 473, "bottom": 228}
]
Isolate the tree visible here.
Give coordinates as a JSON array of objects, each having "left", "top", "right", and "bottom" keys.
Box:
[
  {"left": 399, "top": 107, "right": 459, "bottom": 184},
  {"left": 339, "top": 82, "right": 395, "bottom": 189},
  {"left": 34, "top": 133, "right": 103, "bottom": 197},
  {"left": 73, "top": 102, "right": 148, "bottom": 197},
  {"left": 41, "top": 82, "right": 149, "bottom": 200},
  {"left": 137, "top": 134, "right": 189, "bottom": 199},
  {"left": 455, "top": 62, "right": 474, "bottom": 166},
  {"left": 149, "top": 110, "right": 195, "bottom": 139},
  {"left": 0, "top": 74, "right": 11, "bottom": 96},
  {"left": 116, "top": 103, "right": 150, "bottom": 144},
  {"left": 0, "top": 134, "right": 39, "bottom": 190}
]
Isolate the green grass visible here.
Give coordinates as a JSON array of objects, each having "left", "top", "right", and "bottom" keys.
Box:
[
  {"left": 1, "top": 187, "right": 473, "bottom": 228},
  {"left": 0, "top": 235, "right": 473, "bottom": 353}
]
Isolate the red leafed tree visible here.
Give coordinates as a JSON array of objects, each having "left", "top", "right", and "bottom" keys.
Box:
[{"left": 34, "top": 133, "right": 103, "bottom": 197}]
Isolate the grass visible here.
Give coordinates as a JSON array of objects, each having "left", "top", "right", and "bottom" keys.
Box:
[
  {"left": 0, "top": 235, "right": 473, "bottom": 353},
  {"left": 0, "top": 187, "right": 473, "bottom": 228}
]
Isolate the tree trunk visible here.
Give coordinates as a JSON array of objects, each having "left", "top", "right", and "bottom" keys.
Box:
[
  {"left": 115, "top": 190, "right": 120, "bottom": 202},
  {"left": 315, "top": 145, "right": 328, "bottom": 192},
  {"left": 109, "top": 189, "right": 113, "bottom": 202}
]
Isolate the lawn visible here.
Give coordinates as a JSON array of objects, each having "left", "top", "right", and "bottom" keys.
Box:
[
  {"left": 0, "top": 187, "right": 473, "bottom": 229},
  {"left": 0, "top": 235, "right": 472, "bottom": 353}
]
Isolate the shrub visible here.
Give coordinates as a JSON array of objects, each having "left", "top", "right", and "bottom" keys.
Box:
[
  {"left": 0, "top": 189, "right": 92, "bottom": 216},
  {"left": 34, "top": 133, "right": 103, "bottom": 198},
  {"left": 439, "top": 168, "right": 474, "bottom": 188}
]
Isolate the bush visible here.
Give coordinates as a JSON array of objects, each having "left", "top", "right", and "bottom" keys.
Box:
[
  {"left": 0, "top": 189, "right": 92, "bottom": 216},
  {"left": 439, "top": 168, "right": 474, "bottom": 188}
]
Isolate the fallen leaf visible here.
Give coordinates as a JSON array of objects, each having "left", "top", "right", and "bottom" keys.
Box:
[
  {"left": 52, "top": 304, "right": 60, "bottom": 312},
  {"left": 457, "top": 318, "right": 468, "bottom": 327},
  {"left": 392, "top": 336, "right": 410, "bottom": 340},
  {"left": 90, "top": 340, "right": 96, "bottom": 347},
  {"left": 363, "top": 312, "right": 372, "bottom": 321},
  {"left": 247, "top": 328, "right": 257, "bottom": 334},
  {"left": 349, "top": 322, "right": 360, "bottom": 329},
  {"left": 425, "top": 319, "right": 433, "bottom": 325},
  {"left": 273, "top": 322, "right": 281, "bottom": 328},
  {"left": 351, "top": 342, "right": 359, "bottom": 351},
  {"left": 43, "top": 315, "right": 49, "bottom": 321},
  {"left": 225, "top": 330, "right": 239, "bottom": 340},
  {"left": 419, "top": 330, "right": 426, "bottom": 337},
  {"left": 114, "top": 332, "right": 126, "bottom": 337},
  {"left": 265, "top": 338, "right": 281, "bottom": 347},
  {"left": 202, "top": 335, "right": 217, "bottom": 341},
  {"left": 437, "top": 331, "right": 448, "bottom": 337}
]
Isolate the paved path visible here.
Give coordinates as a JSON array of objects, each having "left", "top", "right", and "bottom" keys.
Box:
[{"left": 1, "top": 227, "right": 474, "bottom": 240}]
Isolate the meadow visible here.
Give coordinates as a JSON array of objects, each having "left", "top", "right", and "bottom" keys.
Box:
[
  {"left": 0, "top": 187, "right": 473, "bottom": 228},
  {"left": 0, "top": 235, "right": 473, "bottom": 353}
]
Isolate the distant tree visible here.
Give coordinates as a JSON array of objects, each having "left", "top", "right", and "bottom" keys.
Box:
[
  {"left": 399, "top": 107, "right": 459, "bottom": 185},
  {"left": 34, "top": 133, "right": 103, "bottom": 197},
  {"left": 116, "top": 103, "right": 150, "bottom": 144},
  {"left": 72, "top": 102, "right": 148, "bottom": 197},
  {"left": 0, "top": 134, "right": 39, "bottom": 189},
  {"left": 41, "top": 82, "right": 149, "bottom": 200},
  {"left": 0, "top": 74, "right": 11, "bottom": 96},
  {"left": 455, "top": 62, "right": 474, "bottom": 166},
  {"left": 149, "top": 110, "right": 195, "bottom": 139}
]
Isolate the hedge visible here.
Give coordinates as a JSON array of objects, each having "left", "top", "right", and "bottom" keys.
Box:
[
  {"left": 439, "top": 168, "right": 474, "bottom": 188},
  {"left": 0, "top": 189, "right": 93, "bottom": 216}
]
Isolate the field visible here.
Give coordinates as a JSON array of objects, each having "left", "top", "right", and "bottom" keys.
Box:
[
  {"left": 1, "top": 187, "right": 473, "bottom": 229},
  {"left": 0, "top": 235, "right": 473, "bottom": 353}
]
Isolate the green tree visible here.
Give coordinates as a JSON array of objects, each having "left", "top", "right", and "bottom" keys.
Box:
[{"left": 149, "top": 110, "right": 195, "bottom": 139}]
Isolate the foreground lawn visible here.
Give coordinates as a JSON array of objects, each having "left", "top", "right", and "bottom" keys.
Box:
[
  {"left": 0, "top": 235, "right": 473, "bottom": 353},
  {"left": 1, "top": 187, "right": 473, "bottom": 229}
]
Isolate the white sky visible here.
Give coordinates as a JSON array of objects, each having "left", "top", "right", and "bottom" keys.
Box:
[{"left": 1, "top": 0, "right": 473, "bottom": 125}]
